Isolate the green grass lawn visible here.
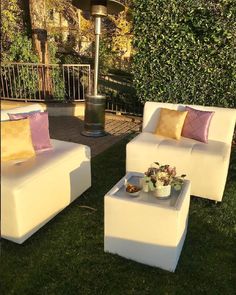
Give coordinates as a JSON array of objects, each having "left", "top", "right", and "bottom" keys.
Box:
[{"left": 1, "top": 135, "right": 236, "bottom": 295}]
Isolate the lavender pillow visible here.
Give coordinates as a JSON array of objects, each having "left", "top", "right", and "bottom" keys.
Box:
[
  {"left": 9, "top": 111, "right": 53, "bottom": 152},
  {"left": 181, "top": 106, "right": 214, "bottom": 143}
]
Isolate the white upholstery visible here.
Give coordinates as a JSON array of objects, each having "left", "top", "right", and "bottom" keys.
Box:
[
  {"left": 126, "top": 102, "right": 236, "bottom": 202},
  {"left": 1, "top": 139, "right": 91, "bottom": 244},
  {"left": 1, "top": 103, "right": 91, "bottom": 243},
  {"left": 104, "top": 174, "right": 191, "bottom": 272}
]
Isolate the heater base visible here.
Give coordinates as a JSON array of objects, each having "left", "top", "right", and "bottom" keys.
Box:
[
  {"left": 81, "top": 130, "right": 107, "bottom": 137},
  {"left": 82, "top": 94, "right": 107, "bottom": 138}
]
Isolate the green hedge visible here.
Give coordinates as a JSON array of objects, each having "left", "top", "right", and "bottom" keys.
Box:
[{"left": 132, "top": 0, "right": 236, "bottom": 108}]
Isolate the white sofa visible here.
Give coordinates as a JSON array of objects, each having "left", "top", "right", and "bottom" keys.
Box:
[
  {"left": 126, "top": 102, "right": 236, "bottom": 202},
  {"left": 1, "top": 105, "right": 91, "bottom": 244}
]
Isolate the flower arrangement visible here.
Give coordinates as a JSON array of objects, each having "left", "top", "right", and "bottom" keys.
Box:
[{"left": 144, "top": 162, "right": 186, "bottom": 191}]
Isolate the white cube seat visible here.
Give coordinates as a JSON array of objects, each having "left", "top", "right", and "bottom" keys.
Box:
[
  {"left": 104, "top": 173, "right": 191, "bottom": 272},
  {"left": 1, "top": 139, "right": 91, "bottom": 244}
]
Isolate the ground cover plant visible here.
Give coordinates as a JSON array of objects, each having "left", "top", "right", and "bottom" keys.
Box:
[{"left": 0, "top": 135, "right": 235, "bottom": 295}]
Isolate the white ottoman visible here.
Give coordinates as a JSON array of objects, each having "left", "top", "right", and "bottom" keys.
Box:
[
  {"left": 1, "top": 139, "right": 91, "bottom": 244},
  {"left": 104, "top": 172, "right": 190, "bottom": 272}
]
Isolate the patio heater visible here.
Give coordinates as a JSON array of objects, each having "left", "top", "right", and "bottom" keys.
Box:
[{"left": 73, "top": 0, "right": 125, "bottom": 137}]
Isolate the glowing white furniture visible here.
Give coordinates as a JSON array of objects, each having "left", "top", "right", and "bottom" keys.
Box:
[
  {"left": 1, "top": 103, "right": 91, "bottom": 244},
  {"left": 1, "top": 139, "right": 91, "bottom": 244},
  {"left": 104, "top": 172, "right": 191, "bottom": 272},
  {"left": 126, "top": 102, "right": 236, "bottom": 202}
]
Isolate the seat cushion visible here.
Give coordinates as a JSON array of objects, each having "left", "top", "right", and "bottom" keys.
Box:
[
  {"left": 2, "top": 139, "right": 90, "bottom": 188},
  {"left": 127, "top": 132, "right": 229, "bottom": 170},
  {"left": 126, "top": 132, "right": 231, "bottom": 201},
  {"left": 127, "top": 132, "right": 195, "bottom": 174}
]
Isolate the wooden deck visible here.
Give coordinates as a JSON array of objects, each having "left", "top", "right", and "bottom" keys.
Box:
[{"left": 49, "top": 114, "right": 142, "bottom": 157}]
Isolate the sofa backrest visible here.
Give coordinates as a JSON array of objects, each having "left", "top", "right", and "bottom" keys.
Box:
[
  {"left": 1, "top": 103, "right": 44, "bottom": 121},
  {"left": 142, "top": 101, "right": 236, "bottom": 144}
]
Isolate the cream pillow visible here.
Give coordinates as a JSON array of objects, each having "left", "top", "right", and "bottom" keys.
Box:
[
  {"left": 1, "top": 118, "right": 36, "bottom": 162},
  {"left": 154, "top": 108, "right": 188, "bottom": 140}
]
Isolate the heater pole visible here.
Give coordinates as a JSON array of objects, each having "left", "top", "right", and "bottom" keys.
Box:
[{"left": 94, "top": 16, "right": 101, "bottom": 96}]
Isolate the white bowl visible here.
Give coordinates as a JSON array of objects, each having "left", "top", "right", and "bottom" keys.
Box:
[{"left": 127, "top": 190, "right": 141, "bottom": 197}]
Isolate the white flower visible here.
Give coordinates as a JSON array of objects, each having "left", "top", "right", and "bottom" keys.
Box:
[{"left": 157, "top": 172, "right": 168, "bottom": 179}]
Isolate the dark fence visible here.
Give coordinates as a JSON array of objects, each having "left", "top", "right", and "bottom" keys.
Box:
[
  {"left": 1, "top": 62, "right": 143, "bottom": 116},
  {"left": 0, "top": 62, "right": 90, "bottom": 102}
]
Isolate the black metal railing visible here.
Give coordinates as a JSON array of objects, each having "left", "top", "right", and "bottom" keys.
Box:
[
  {"left": 0, "top": 62, "right": 91, "bottom": 102},
  {"left": 0, "top": 62, "right": 143, "bottom": 116}
]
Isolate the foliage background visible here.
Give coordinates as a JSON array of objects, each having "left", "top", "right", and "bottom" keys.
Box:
[
  {"left": 1, "top": 0, "right": 38, "bottom": 62},
  {"left": 132, "top": 0, "right": 236, "bottom": 108}
]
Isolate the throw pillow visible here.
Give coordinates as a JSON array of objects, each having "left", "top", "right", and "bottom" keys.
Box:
[
  {"left": 181, "top": 106, "right": 215, "bottom": 143},
  {"left": 1, "top": 118, "right": 36, "bottom": 162},
  {"left": 154, "top": 108, "right": 188, "bottom": 140},
  {"left": 9, "top": 111, "right": 53, "bottom": 152}
]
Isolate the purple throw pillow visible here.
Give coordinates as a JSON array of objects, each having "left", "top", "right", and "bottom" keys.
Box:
[
  {"left": 181, "top": 106, "right": 214, "bottom": 143},
  {"left": 9, "top": 111, "right": 53, "bottom": 152}
]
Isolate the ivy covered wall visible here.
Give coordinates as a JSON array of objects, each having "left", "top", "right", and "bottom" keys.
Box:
[{"left": 132, "top": 0, "right": 236, "bottom": 107}]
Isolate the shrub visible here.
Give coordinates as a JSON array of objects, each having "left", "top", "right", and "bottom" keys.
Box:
[
  {"left": 1, "top": 0, "right": 23, "bottom": 53},
  {"left": 3, "top": 33, "right": 39, "bottom": 63},
  {"left": 132, "top": 0, "right": 236, "bottom": 107}
]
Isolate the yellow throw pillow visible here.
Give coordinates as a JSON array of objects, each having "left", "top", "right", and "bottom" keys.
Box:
[
  {"left": 154, "top": 108, "right": 188, "bottom": 140},
  {"left": 1, "top": 118, "right": 36, "bottom": 162}
]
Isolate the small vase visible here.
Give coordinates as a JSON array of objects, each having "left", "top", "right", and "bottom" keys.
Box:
[
  {"left": 154, "top": 185, "right": 171, "bottom": 198},
  {"left": 143, "top": 181, "right": 149, "bottom": 192}
]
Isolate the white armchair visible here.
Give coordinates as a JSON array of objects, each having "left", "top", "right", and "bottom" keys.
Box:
[
  {"left": 1, "top": 104, "right": 91, "bottom": 243},
  {"left": 126, "top": 102, "right": 236, "bottom": 202}
]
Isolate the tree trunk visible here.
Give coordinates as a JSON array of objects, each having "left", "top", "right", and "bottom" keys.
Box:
[
  {"left": 29, "top": 0, "right": 52, "bottom": 99},
  {"left": 29, "top": 0, "right": 49, "bottom": 63}
]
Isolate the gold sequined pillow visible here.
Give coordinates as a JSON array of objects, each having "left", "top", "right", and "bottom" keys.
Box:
[
  {"left": 154, "top": 108, "right": 188, "bottom": 140},
  {"left": 1, "top": 118, "right": 36, "bottom": 162}
]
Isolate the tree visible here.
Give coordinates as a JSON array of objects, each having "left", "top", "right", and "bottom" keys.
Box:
[
  {"left": 29, "top": 0, "right": 49, "bottom": 64},
  {"left": 46, "top": 0, "right": 81, "bottom": 26},
  {"left": 101, "top": 3, "right": 133, "bottom": 70},
  {"left": 28, "top": 0, "right": 54, "bottom": 98},
  {"left": 45, "top": 0, "right": 94, "bottom": 56}
]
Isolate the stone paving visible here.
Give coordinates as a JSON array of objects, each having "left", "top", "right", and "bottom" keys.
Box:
[{"left": 49, "top": 114, "right": 142, "bottom": 157}]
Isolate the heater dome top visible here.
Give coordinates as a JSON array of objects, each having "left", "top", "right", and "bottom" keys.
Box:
[{"left": 73, "top": 0, "right": 125, "bottom": 16}]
